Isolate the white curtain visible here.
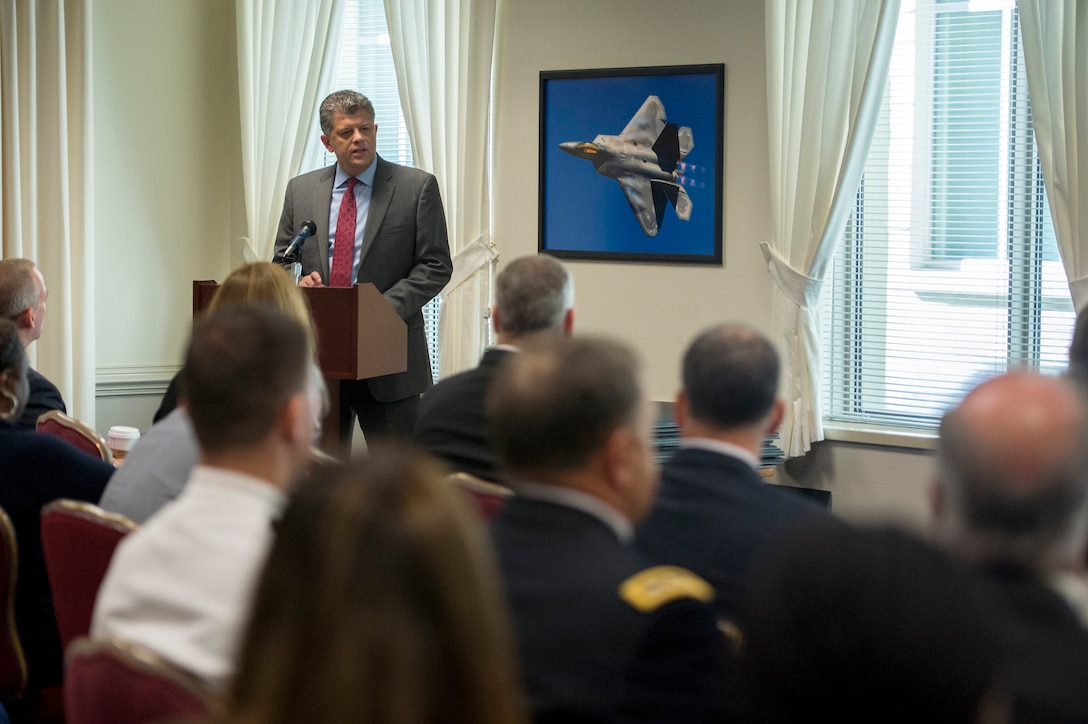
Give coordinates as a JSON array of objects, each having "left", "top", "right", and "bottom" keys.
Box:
[
  {"left": 761, "top": 0, "right": 899, "bottom": 457},
  {"left": 1017, "top": 1, "right": 1088, "bottom": 310},
  {"left": 383, "top": 0, "right": 497, "bottom": 377},
  {"left": 236, "top": 0, "right": 344, "bottom": 263},
  {"left": 0, "top": 0, "right": 95, "bottom": 425}
]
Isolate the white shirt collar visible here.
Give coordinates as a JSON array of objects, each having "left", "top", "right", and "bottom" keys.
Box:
[
  {"left": 680, "top": 437, "right": 760, "bottom": 469},
  {"left": 514, "top": 481, "right": 634, "bottom": 543},
  {"left": 187, "top": 465, "right": 287, "bottom": 515}
]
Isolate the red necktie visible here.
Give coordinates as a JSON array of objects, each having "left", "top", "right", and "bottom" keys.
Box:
[{"left": 330, "top": 177, "right": 359, "bottom": 287}]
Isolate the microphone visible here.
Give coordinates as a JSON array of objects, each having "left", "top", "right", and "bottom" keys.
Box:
[{"left": 281, "top": 221, "right": 317, "bottom": 259}]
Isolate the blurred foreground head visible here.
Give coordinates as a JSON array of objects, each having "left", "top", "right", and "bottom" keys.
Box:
[
  {"left": 487, "top": 336, "right": 658, "bottom": 523},
  {"left": 227, "top": 445, "right": 526, "bottom": 724},
  {"left": 933, "top": 371, "right": 1088, "bottom": 571}
]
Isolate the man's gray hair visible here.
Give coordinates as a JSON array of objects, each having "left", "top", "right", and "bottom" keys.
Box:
[
  {"left": 494, "top": 255, "right": 573, "bottom": 337},
  {"left": 319, "top": 90, "right": 376, "bottom": 136},
  {"left": 0, "top": 259, "right": 41, "bottom": 320}
]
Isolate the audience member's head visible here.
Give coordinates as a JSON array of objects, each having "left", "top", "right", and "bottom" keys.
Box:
[
  {"left": 227, "top": 445, "right": 526, "bottom": 724},
  {"left": 0, "top": 258, "right": 48, "bottom": 347},
  {"left": 1069, "top": 307, "right": 1088, "bottom": 384},
  {"left": 493, "top": 255, "right": 574, "bottom": 343},
  {"left": 180, "top": 305, "right": 315, "bottom": 481},
  {"left": 735, "top": 524, "right": 1008, "bottom": 723},
  {"left": 0, "top": 319, "right": 28, "bottom": 422},
  {"left": 318, "top": 89, "right": 375, "bottom": 136},
  {"left": 488, "top": 336, "right": 657, "bottom": 522},
  {"left": 678, "top": 323, "right": 782, "bottom": 444},
  {"left": 209, "top": 262, "right": 316, "bottom": 355},
  {"left": 933, "top": 371, "right": 1088, "bottom": 571}
]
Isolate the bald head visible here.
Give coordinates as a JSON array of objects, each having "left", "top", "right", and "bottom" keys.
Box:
[
  {"left": 935, "top": 372, "right": 1088, "bottom": 569},
  {"left": 0, "top": 259, "right": 46, "bottom": 346}
]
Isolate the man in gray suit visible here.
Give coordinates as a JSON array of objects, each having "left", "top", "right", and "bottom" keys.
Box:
[{"left": 275, "top": 90, "right": 452, "bottom": 444}]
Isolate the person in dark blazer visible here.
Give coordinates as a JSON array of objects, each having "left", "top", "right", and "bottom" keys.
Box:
[
  {"left": 488, "top": 336, "right": 726, "bottom": 724},
  {"left": 275, "top": 90, "right": 452, "bottom": 444},
  {"left": 0, "top": 258, "right": 66, "bottom": 429},
  {"left": 414, "top": 254, "right": 574, "bottom": 482},
  {"left": 636, "top": 323, "right": 831, "bottom": 622},
  {"left": 0, "top": 319, "right": 112, "bottom": 690}
]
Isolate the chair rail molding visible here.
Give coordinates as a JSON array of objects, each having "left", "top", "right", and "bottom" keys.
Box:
[{"left": 95, "top": 364, "right": 179, "bottom": 398}]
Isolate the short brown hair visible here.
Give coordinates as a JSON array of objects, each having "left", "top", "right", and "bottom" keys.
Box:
[
  {"left": 227, "top": 445, "right": 527, "bottom": 724},
  {"left": 318, "top": 90, "right": 375, "bottom": 136},
  {"left": 487, "top": 336, "right": 643, "bottom": 477},
  {"left": 181, "top": 305, "right": 309, "bottom": 454}
]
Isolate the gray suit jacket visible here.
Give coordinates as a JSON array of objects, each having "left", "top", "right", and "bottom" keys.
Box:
[{"left": 275, "top": 156, "right": 452, "bottom": 401}]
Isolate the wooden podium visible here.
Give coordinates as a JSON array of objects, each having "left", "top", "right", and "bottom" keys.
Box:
[{"left": 193, "top": 280, "right": 407, "bottom": 454}]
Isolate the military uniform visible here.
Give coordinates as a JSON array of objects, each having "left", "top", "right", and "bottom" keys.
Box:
[{"left": 491, "top": 486, "right": 726, "bottom": 724}]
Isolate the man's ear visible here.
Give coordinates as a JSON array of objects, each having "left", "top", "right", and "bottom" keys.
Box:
[
  {"left": 929, "top": 478, "right": 946, "bottom": 530},
  {"left": 280, "top": 392, "right": 311, "bottom": 448},
  {"left": 490, "top": 306, "right": 501, "bottom": 335},
  {"left": 320, "top": 133, "right": 333, "bottom": 153},
  {"left": 765, "top": 398, "right": 785, "bottom": 436},
  {"left": 16, "top": 307, "right": 34, "bottom": 332},
  {"left": 562, "top": 308, "right": 575, "bottom": 335},
  {"left": 673, "top": 390, "right": 689, "bottom": 431}
]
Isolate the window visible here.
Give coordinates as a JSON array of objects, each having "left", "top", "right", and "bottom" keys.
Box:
[
  {"left": 315, "top": 0, "right": 443, "bottom": 380},
  {"left": 821, "top": 0, "right": 1074, "bottom": 432}
]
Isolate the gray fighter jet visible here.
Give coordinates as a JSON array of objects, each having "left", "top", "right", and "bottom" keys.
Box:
[{"left": 559, "top": 95, "right": 693, "bottom": 237}]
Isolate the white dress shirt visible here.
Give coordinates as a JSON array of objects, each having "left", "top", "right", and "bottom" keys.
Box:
[{"left": 91, "top": 465, "right": 286, "bottom": 690}]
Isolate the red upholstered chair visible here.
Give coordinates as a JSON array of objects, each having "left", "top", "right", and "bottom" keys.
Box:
[
  {"left": 40, "top": 501, "right": 138, "bottom": 653},
  {"left": 64, "top": 637, "right": 216, "bottom": 724},
  {"left": 0, "top": 506, "right": 28, "bottom": 703},
  {"left": 35, "top": 411, "right": 113, "bottom": 464},
  {"left": 444, "top": 472, "right": 513, "bottom": 520}
]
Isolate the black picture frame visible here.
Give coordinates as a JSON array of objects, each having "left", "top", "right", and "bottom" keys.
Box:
[{"left": 538, "top": 63, "right": 724, "bottom": 265}]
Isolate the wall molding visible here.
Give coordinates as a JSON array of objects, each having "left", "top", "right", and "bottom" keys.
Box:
[{"left": 96, "top": 364, "right": 179, "bottom": 398}]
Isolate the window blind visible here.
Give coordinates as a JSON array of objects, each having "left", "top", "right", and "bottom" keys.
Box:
[
  {"left": 821, "top": 0, "right": 1074, "bottom": 431},
  {"left": 326, "top": 0, "right": 443, "bottom": 381}
]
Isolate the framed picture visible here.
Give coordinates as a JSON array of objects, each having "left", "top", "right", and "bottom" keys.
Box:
[{"left": 538, "top": 64, "right": 724, "bottom": 265}]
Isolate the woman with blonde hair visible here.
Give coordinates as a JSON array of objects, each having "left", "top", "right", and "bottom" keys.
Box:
[
  {"left": 154, "top": 262, "right": 316, "bottom": 421},
  {"left": 98, "top": 262, "right": 325, "bottom": 524},
  {"left": 226, "top": 445, "right": 527, "bottom": 724}
]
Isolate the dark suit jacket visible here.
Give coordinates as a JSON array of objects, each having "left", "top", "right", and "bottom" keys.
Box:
[
  {"left": 492, "top": 497, "right": 726, "bottom": 724},
  {"left": 17, "top": 368, "right": 66, "bottom": 429},
  {"left": 982, "top": 564, "right": 1088, "bottom": 722},
  {"left": 275, "top": 156, "right": 452, "bottom": 401},
  {"left": 637, "top": 445, "right": 830, "bottom": 621},
  {"left": 0, "top": 420, "right": 112, "bottom": 687},
  {"left": 414, "top": 347, "right": 512, "bottom": 482}
]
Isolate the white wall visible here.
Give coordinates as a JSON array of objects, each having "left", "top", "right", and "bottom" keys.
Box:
[
  {"left": 492, "top": 0, "right": 934, "bottom": 529},
  {"left": 92, "top": 0, "right": 243, "bottom": 433},
  {"left": 85, "top": 0, "right": 935, "bottom": 529},
  {"left": 494, "top": 0, "right": 773, "bottom": 402}
]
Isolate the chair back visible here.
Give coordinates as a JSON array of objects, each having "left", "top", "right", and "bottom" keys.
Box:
[
  {"left": 444, "top": 472, "right": 513, "bottom": 520},
  {"left": 40, "top": 501, "right": 138, "bottom": 653},
  {"left": 35, "top": 411, "right": 113, "bottom": 464},
  {"left": 64, "top": 637, "right": 215, "bottom": 724},
  {"left": 0, "top": 507, "right": 27, "bottom": 702}
]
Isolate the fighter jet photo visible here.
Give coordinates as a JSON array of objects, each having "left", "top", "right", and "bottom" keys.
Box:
[{"left": 559, "top": 95, "right": 693, "bottom": 237}]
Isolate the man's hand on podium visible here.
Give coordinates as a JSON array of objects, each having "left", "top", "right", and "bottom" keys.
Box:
[{"left": 299, "top": 271, "right": 325, "bottom": 288}]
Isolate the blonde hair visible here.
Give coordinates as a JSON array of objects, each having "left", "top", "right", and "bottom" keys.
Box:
[
  {"left": 209, "top": 263, "right": 316, "bottom": 355},
  {"left": 226, "top": 445, "right": 528, "bottom": 724}
]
